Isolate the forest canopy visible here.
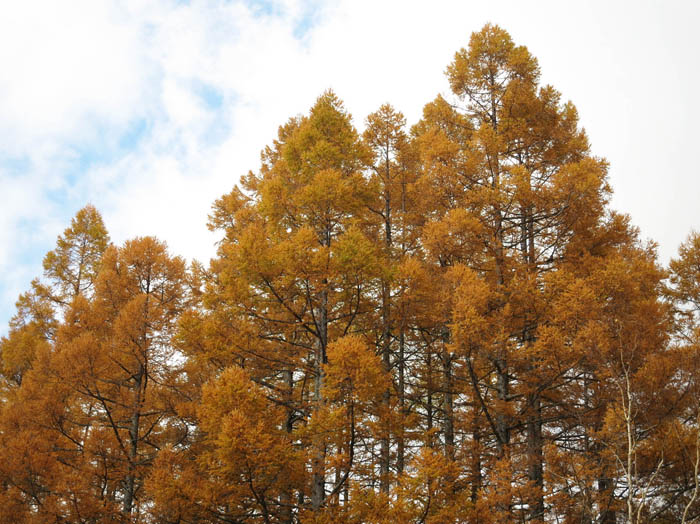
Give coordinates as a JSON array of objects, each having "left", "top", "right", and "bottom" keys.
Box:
[{"left": 1, "top": 24, "right": 700, "bottom": 524}]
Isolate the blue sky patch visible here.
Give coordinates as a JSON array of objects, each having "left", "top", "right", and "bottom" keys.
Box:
[
  {"left": 192, "top": 80, "right": 224, "bottom": 110},
  {"left": 119, "top": 118, "right": 150, "bottom": 150},
  {"left": 0, "top": 155, "right": 31, "bottom": 177},
  {"left": 245, "top": 0, "right": 281, "bottom": 18},
  {"left": 293, "top": 4, "right": 322, "bottom": 40}
]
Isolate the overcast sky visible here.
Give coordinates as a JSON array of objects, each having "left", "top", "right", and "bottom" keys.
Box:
[{"left": 1, "top": 0, "right": 698, "bottom": 333}]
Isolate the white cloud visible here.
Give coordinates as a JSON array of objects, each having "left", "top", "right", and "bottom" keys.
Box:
[
  {"left": 0, "top": 1, "right": 149, "bottom": 152},
  {"left": 1, "top": 0, "right": 699, "bottom": 332}
]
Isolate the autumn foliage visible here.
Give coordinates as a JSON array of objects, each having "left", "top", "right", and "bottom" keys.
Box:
[{"left": 1, "top": 25, "right": 699, "bottom": 523}]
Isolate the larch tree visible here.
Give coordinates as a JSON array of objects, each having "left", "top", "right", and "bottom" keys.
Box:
[
  {"left": 61, "top": 236, "right": 190, "bottom": 518},
  {"left": 0, "top": 204, "right": 109, "bottom": 389},
  {"left": 363, "top": 103, "right": 413, "bottom": 494},
  {"left": 0, "top": 205, "right": 111, "bottom": 521},
  {"left": 410, "top": 23, "right": 663, "bottom": 523},
  {"left": 0, "top": 234, "right": 189, "bottom": 523},
  {"left": 42, "top": 203, "right": 110, "bottom": 304},
  {"left": 150, "top": 91, "right": 387, "bottom": 523}
]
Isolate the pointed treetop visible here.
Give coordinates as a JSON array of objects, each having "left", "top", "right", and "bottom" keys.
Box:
[
  {"left": 42, "top": 204, "right": 110, "bottom": 303},
  {"left": 446, "top": 24, "right": 540, "bottom": 113}
]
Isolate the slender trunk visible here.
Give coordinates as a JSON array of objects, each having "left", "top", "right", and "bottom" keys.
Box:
[
  {"left": 311, "top": 287, "right": 327, "bottom": 510},
  {"left": 523, "top": 201, "right": 544, "bottom": 520},
  {"left": 625, "top": 371, "right": 635, "bottom": 524},
  {"left": 124, "top": 275, "right": 150, "bottom": 517},
  {"left": 495, "top": 363, "right": 510, "bottom": 452},
  {"left": 281, "top": 369, "right": 294, "bottom": 524},
  {"left": 527, "top": 396, "right": 544, "bottom": 521},
  {"left": 527, "top": 212, "right": 535, "bottom": 269},
  {"left": 471, "top": 413, "right": 482, "bottom": 504},
  {"left": 380, "top": 148, "right": 393, "bottom": 494},
  {"left": 397, "top": 328, "right": 406, "bottom": 475},
  {"left": 311, "top": 363, "right": 325, "bottom": 510},
  {"left": 489, "top": 83, "right": 509, "bottom": 457},
  {"left": 312, "top": 220, "right": 330, "bottom": 511},
  {"left": 379, "top": 322, "right": 391, "bottom": 492},
  {"left": 598, "top": 476, "right": 617, "bottom": 524},
  {"left": 123, "top": 365, "right": 143, "bottom": 516},
  {"left": 397, "top": 143, "right": 408, "bottom": 478},
  {"left": 426, "top": 351, "right": 434, "bottom": 449},
  {"left": 443, "top": 351, "right": 455, "bottom": 461},
  {"left": 333, "top": 462, "right": 341, "bottom": 507}
]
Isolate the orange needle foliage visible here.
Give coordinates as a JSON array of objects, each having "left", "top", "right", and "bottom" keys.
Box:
[{"left": 1, "top": 25, "right": 699, "bottom": 524}]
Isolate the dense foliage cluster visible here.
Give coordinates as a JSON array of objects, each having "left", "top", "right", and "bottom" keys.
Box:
[{"left": 2, "top": 25, "right": 700, "bottom": 523}]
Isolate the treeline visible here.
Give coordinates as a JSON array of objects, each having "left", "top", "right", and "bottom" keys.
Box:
[{"left": 1, "top": 24, "right": 699, "bottom": 524}]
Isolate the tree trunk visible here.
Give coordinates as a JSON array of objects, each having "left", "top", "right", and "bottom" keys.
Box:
[
  {"left": 470, "top": 414, "right": 482, "bottom": 504},
  {"left": 380, "top": 277, "right": 391, "bottom": 493},
  {"left": 380, "top": 153, "right": 393, "bottom": 494},
  {"left": 443, "top": 350, "right": 455, "bottom": 462},
  {"left": 311, "top": 287, "right": 327, "bottom": 510},
  {"left": 397, "top": 329, "right": 406, "bottom": 475},
  {"left": 123, "top": 365, "right": 143, "bottom": 516},
  {"left": 527, "top": 396, "right": 544, "bottom": 522},
  {"left": 281, "top": 368, "right": 294, "bottom": 524},
  {"left": 598, "top": 476, "right": 617, "bottom": 524}
]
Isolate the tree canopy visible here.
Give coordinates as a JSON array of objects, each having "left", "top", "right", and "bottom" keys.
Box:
[{"left": 1, "top": 24, "right": 699, "bottom": 524}]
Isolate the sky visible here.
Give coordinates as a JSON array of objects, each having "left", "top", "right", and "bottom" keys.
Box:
[{"left": 1, "top": 0, "right": 699, "bottom": 333}]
